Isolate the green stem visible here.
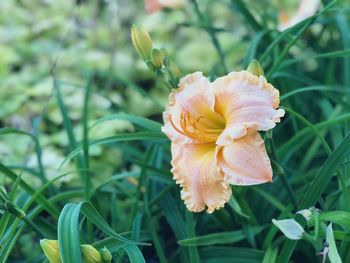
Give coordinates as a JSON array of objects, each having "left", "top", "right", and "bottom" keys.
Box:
[
  {"left": 313, "top": 210, "right": 320, "bottom": 241},
  {"left": 268, "top": 132, "right": 298, "bottom": 210},
  {"left": 190, "top": 0, "right": 228, "bottom": 74},
  {"left": 22, "top": 216, "right": 45, "bottom": 237}
]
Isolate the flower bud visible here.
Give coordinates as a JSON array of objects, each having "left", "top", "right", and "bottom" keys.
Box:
[
  {"left": 40, "top": 239, "right": 61, "bottom": 263},
  {"left": 296, "top": 208, "right": 313, "bottom": 221},
  {"left": 151, "top": 48, "right": 165, "bottom": 69},
  {"left": 5, "top": 201, "right": 26, "bottom": 218},
  {"left": 131, "top": 24, "right": 153, "bottom": 61},
  {"left": 247, "top": 60, "right": 264, "bottom": 77},
  {"left": 272, "top": 218, "right": 305, "bottom": 240},
  {"left": 81, "top": 244, "right": 102, "bottom": 263},
  {"left": 100, "top": 247, "right": 112, "bottom": 263}
]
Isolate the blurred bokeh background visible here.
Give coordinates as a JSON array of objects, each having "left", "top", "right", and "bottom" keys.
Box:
[{"left": 1, "top": 0, "right": 350, "bottom": 262}]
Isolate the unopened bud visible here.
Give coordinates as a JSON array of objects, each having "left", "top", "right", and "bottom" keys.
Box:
[
  {"left": 151, "top": 48, "right": 165, "bottom": 69},
  {"left": 272, "top": 219, "right": 305, "bottom": 240},
  {"left": 81, "top": 244, "right": 102, "bottom": 263},
  {"left": 247, "top": 60, "right": 264, "bottom": 77},
  {"left": 100, "top": 247, "right": 112, "bottom": 263},
  {"left": 170, "top": 60, "right": 181, "bottom": 77},
  {"left": 131, "top": 24, "right": 153, "bottom": 61},
  {"left": 5, "top": 201, "right": 26, "bottom": 218},
  {"left": 40, "top": 239, "right": 61, "bottom": 263}
]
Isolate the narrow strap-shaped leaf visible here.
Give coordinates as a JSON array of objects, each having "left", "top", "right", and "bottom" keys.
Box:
[
  {"left": 80, "top": 201, "right": 147, "bottom": 245},
  {"left": 58, "top": 203, "right": 83, "bottom": 263},
  {"left": 299, "top": 132, "right": 350, "bottom": 209},
  {"left": 178, "top": 226, "right": 265, "bottom": 246},
  {"left": 123, "top": 244, "right": 146, "bottom": 263},
  {"left": 307, "top": 211, "right": 350, "bottom": 229},
  {"left": 0, "top": 127, "right": 33, "bottom": 138},
  {"left": 59, "top": 132, "right": 167, "bottom": 169},
  {"left": 262, "top": 246, "right": 278, "bottom": 263},
  {"left": 277, "top": 131, "right": 350, "bottom": 262},
  {"left": 90, "top": 113, "right": 162, "bottom": 132},
  {"left": 326, "top": 224, "right": 342, "bottom": 263},
  {"left": 0, "top": 163, "right": 59, "bottom": 218}
]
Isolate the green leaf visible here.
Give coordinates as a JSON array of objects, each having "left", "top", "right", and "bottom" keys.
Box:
[
  {"left": 200, "top": 247, "right": 264, "bottom": 263},
  {"left": 57, "top": 202, "right": 147, "bottom": 263},
  {"left": 123, "top": 244, "right": 146, "bottom": 263},
  {"left": 243, "top": 30, "right": 269, "bottom": 68},
  {"left": 82, "top": 79, "right": 92, "bottom": 200},
  {"left": 0, "top": 163, "right": 59, "bottom": 218},
  {"left": 59, "top": 132, "right": 167, "bottom": 169},
  {"left": 80, "top": 202, "right": 145, "bottom": 245},
  {"left": 307, "top": 211, "right": 350, "bottom": 229},
  {"left": 277, "top": 130, "right": 350, "bottom": 262},
  {"left": 0, "top": 128, "right": 33, "bottom": 138},
  {"left": 281, "top": 86, "right": 350, "bottom": 101},
  {"left": 299, "top": 131, "right": 350, "bottom": 209},
  {"left": 228, "top": 196, "right": 250, "bottom": 219},
  {"left": 58, "top": 203, "right": 83, "bottom": 263},
  {"left": 326, "top": 224, "right": 342, "bottom": 263},
  {"left": 229, "top": 0, "right": 262, "bottom": 31},
  {"left": 278, "top": 113, "right": 350, "bottom": 156},
  {"left": 91, "top": 113, "right": 162, "bottom": 132},
  {"left": 178, "top": 226, "right": 264, "bottom": 246},
  {"left": 262, "top": 246, "right": 278, "bottom": 263}
]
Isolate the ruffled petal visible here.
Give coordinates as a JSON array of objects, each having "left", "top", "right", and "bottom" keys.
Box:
[
  {"left": 218, "top": 129, "right": 273, "bottom": 185},
  {"left": 171, "top": 142, "right": 232, "bottom": 213},
  {"left": 162, "top": 72, "right": 225, "bottom": 144},
  {"left": 213, "top": 71, "right": 285, "bottom": 145}
]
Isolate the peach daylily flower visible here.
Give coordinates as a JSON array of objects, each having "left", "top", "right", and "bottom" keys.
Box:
[
  {"left": 145, "top": 0, "right": 185, "bottom": 14},
  {"left": 278, "top": 0, "right": 321, "bottom": 31},
  {"left": 162, "top": 71, "right": 285, "bottom": 213}
]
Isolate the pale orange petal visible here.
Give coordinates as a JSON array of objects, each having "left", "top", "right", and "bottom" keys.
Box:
[
  {"left": 213, "top": 71, "right": 285, "bottom": 145},
  {"left": 218, "top": 129, "right": 273, "bottom": 185},
  {"left": 171, "top": 142, "right": 232, "bottom": 213},
  {"left": 162, "top": 72, "right": 225, "bottom": 144},
  {"left": 145, "top": 0, "right": 163, "bottom": 13},
  {"left": 278, "top": 0, "right": 321, "bottom": 31},
  {"left": 145, "top": 0, "right": 185, "bottom": 13}
]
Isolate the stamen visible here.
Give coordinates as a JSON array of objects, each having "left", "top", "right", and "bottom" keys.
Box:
[{"left": 169, "top": 111, "right": 223, "bottom": 141}]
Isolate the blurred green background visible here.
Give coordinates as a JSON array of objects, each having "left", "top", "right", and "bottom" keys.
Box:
[{"left": 1, "top": 0, "right": 350, "bottom": 262}]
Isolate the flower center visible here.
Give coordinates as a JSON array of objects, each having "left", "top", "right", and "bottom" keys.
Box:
[{"left": 169, "top": 111, "right": 225, "bottom": 142}]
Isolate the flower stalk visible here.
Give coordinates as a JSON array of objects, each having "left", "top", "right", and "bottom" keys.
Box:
[{"left": 0, "top": 185, "right": 45, "bottom": 236}]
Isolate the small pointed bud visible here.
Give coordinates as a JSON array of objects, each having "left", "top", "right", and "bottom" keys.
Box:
[
  {"left": 167, "top": 58, "right": 181, "bottom": 77},
  {"left": 40, "top": 239, "right": 61, "bottom": 263},
  {"left": 81, "top": 244, "right": 103, "bottom": 263},
  {"left": 296, "top": 208, "right": 313, "bottom": 221},
  {"left": 5, "top": 201, "right": 26, "bottom": 218},
  {"left": 151, "top": 48, "right": 165, "bottom": 69},
  {"left": 131, "top": 24, "right": 153, "bottom": 61},
  {"left": 100, "top": 247, "right": 112, "bottom": 263},
  {"left": 247, "top": 60, "right": 264, "bottom": 77}
]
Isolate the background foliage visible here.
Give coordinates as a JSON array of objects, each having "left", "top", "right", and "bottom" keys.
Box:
[{"left": 1, "top": 0, "right": 350, "bottom": 262}]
